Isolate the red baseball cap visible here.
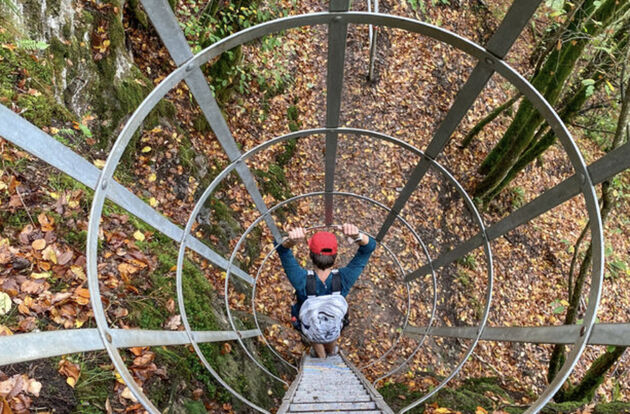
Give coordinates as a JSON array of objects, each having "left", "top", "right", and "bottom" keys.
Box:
[{"left": 308, "top": 231, "right": 338, "bottom": 255}]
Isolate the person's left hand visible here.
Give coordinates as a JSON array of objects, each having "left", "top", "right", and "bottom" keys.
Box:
[{"left": 341, "top": 223, "right": 368, "bottom": 245}]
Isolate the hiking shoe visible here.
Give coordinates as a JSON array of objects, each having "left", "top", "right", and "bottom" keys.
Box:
[{"left": 329, "top": 345, "right": 339, "bottom": 356}]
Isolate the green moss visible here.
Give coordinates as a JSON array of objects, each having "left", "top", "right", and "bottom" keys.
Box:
[
  {"left": 74, "top": 354, "right": 116, "bottom": 412},
  {"left": 503, "top": 407, "right": 526, "bottom": 414},
  {"left": 17, "top": 93, "right": 72, "bottom": 126},
  {"left": 184, "top": 400, "right": 207, "bottom": 414},
  {"left": 461, "top": 377, "right": 514, "bottom": 403},
  {"left": 434, "top": 388, "right": 494, "bottom": 413},
  {"left": 594, "top": 402, "right": 630, "bottom": 414},
  {"left": 379, "top": 378, "right": 519, "bottom": 414},
  {"left": 62, "top": 21, "right": 72, "bottom": 39},
  {"left": 127, "top": 0, "right": 149, "bottom": 28},
  {"left": 277, "top": 138, "right": 297, "bottom": 168},
  {"left": 199, "top": 197, "right": 242, "bottom": 256},
  {"left": 192, "top": 113, "right": 211, "bottom": 133},
  {"left": 378, "top": 382, "right": 424, "bottom": 412},
  {"left": 1, "top": 209, "right": 31, "bottom": 230},
  {"left": 254, "top": 164, "right": 292, "bottom": 201},
  {"left": 540, "top": 400, "right": 587, "bottom": 413},
  {"left": 46, "top": 0, "right": 62, "bottom": 15},
  {"left": 287, "top": 106, "right": 300, "bottom": 132},
  {"left": 0, "top": 23, "right": 72, "bottom": 129}
]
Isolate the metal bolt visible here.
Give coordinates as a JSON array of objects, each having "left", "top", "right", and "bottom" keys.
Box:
[
  {"left": 101, "top": 180, "right": 108, "bottom": 190},
  {"left": 186, "top": 63, "right": 195, "bottom": 72},
  {"left": 578, "top": 173, "right": 586, "bottom": 184},
  {"left": 105, "top": 332, "right": 112, "bottom": 343},
  {"left": 334, "top": 15, "right": 342, "bottom": 22},
  {"left": 484, "top": 57, "right": 494, "bottom": 66}
]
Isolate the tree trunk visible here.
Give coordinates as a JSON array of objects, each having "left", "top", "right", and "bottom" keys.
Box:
[
  {"left": 481, "top": 18, "right": 630, "bottom": 201},
  {"left": 459, "top": 93, "right": 521, "bottom": 149},
  {"left": 548, "top": 66, "right": 630, "bottom": 399},
  {"left": 560, "top": 346, "right": 627, "bottom": 402},
  {"left": 475, "top": 0, "right": 626, "bottom": 200}
]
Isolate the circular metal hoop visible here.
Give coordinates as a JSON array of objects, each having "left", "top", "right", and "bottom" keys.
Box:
[
  {"left": 246, "top": 217, "right": 412, "bottom": 372},
  {"left": 86, "top": 11, "right": 602, "bottom": 414},
  {"left": 243, "top": 197, "right": 422, "bottom": 371},
  {"left": 182, "top": 127, "right": 492, "bottom": 410}
]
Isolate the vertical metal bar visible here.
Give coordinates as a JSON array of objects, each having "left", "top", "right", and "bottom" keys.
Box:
[
  {"left": 376, "top": 0, "right": 543, "bottom": 241},
  {"left": 0, "top": 105, "right": 253, "bottom": 284},
  {"left": 405, "top": 141, "right": 630, "bottom": 281},
  {"left": 324, "top": 0, "right": 351, "bottom": 224},
  {"left": 140, "top": 0, "right": 282, "bottom": 241},
  {"left": 367, "top": 0, "right": 378, "bottom": 81}
]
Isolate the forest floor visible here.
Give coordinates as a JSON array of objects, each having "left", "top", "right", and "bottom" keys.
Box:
[{"left": 1, "top": 0, "right": 630, "bottom": 413}]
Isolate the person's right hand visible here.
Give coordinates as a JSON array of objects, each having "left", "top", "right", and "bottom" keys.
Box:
[{"left": 282, "top": 227, "right": 306, "bottom": 248}]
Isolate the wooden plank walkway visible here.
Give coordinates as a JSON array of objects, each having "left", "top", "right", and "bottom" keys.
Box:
[{"left": 278, "top": 354, "right": 394, "bottom": 414}]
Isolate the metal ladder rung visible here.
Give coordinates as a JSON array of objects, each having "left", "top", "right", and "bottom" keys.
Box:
[{"left": 278, "top": 354, "right": 393, "bottom": 414}]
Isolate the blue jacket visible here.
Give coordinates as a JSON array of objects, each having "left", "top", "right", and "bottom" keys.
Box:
[{"left": 276, "top": 237, "right": 377, "bottom": 314}]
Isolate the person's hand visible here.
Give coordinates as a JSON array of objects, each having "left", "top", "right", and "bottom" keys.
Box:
[
  {"left": 342, "top": 223, "right": 368, "bottom": 245},
  {"left": 342, "top": 223, "right": 359, "bottom": 239},
  {"left": 282, "top": 227, "right": 306, "bottom": 248}
]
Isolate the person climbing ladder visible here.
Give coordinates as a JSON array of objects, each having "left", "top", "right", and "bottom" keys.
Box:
[{"left": 277, "top": 223, "right": 376, "bottom": 358}]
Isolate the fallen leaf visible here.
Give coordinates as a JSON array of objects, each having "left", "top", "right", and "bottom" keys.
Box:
[
  {"left": 0, "top": 396, "right": 11, "bottom": 414},
  {"left": 192, "top": 388, "right": 203, "bottom": 400},
  {"left": 21, "top": 279, "right": 45, "bottom": 294},
  {"left": 37, "top": 213, "right": 54, "bottom": 232},
  {"left": 0, "top": 292, "right": 11, "bottom": 316},
  {"left": 58, "top": 359, "right": 80, "bottom": 388},
  {"left": 70, "top": 266, "right": 86, "bottom": 280},
  {"left": 26, "top": 379, "right": 41, "bottom": 397},
  {"left": 221, "top": 342, "right": 232, "bottom": 355},
  {"left": 42, "top": 246, "right": 57, "bottom": 264},
  {"left": 164, "top": 315, "right": 181, "bottom": 330},
  {"left": 133, "top": 231, "right": 145, "bottom": 242},
  {"left": 57, "top": 250, "right": 73, "bottom": 265},
  {"left": 120, "top": 387, "right": 138, "bottom": 402},
  {"left": 31, "top": 239, "right": 46, "bottom": 251}
]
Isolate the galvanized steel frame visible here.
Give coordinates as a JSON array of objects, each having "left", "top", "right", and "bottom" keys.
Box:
[
  {"left": 140, "top": 0, "right": 282, "bottom": 242},
  {"left": 242, "top": 214, "right": 412, "bottom": 374},
  {"left": 0, "top": 328, "right": 260, "bottom": 366},
  {"left": 0, "top": 1, "right": 623, "bottom": 413},
  {"left": 404, "top": 324, "right": 630, "bottom": 347},
  {"left": 177, "top": 125, "right": 492, "bottom": 410},
  {"left": 245, "top": 189, "right": 436, "bottom": 374},
  {"left": 82, "top": 10, "right": 604, "bottom": 414},
  {"left": 0, "top": 106, "right": 252, "bottom": 283},
  {"left": 324, "top": 0, "right": 351, "bottom": 225},
  {"left": 366, "top": 0, "right": 379, "bottom": 81}
]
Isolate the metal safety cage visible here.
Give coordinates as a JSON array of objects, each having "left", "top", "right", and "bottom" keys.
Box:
[{"left": 1, "top": 0, "right": 629, "bottom": 413}]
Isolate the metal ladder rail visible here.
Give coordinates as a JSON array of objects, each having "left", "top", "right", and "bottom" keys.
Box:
[{"left": 277, "top": 353, "right": 394, "bottom": 414}]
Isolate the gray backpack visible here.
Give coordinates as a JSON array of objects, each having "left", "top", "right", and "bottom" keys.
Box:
[{"left": 299, "top": 270, "right": 348, "bottom": 343}]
